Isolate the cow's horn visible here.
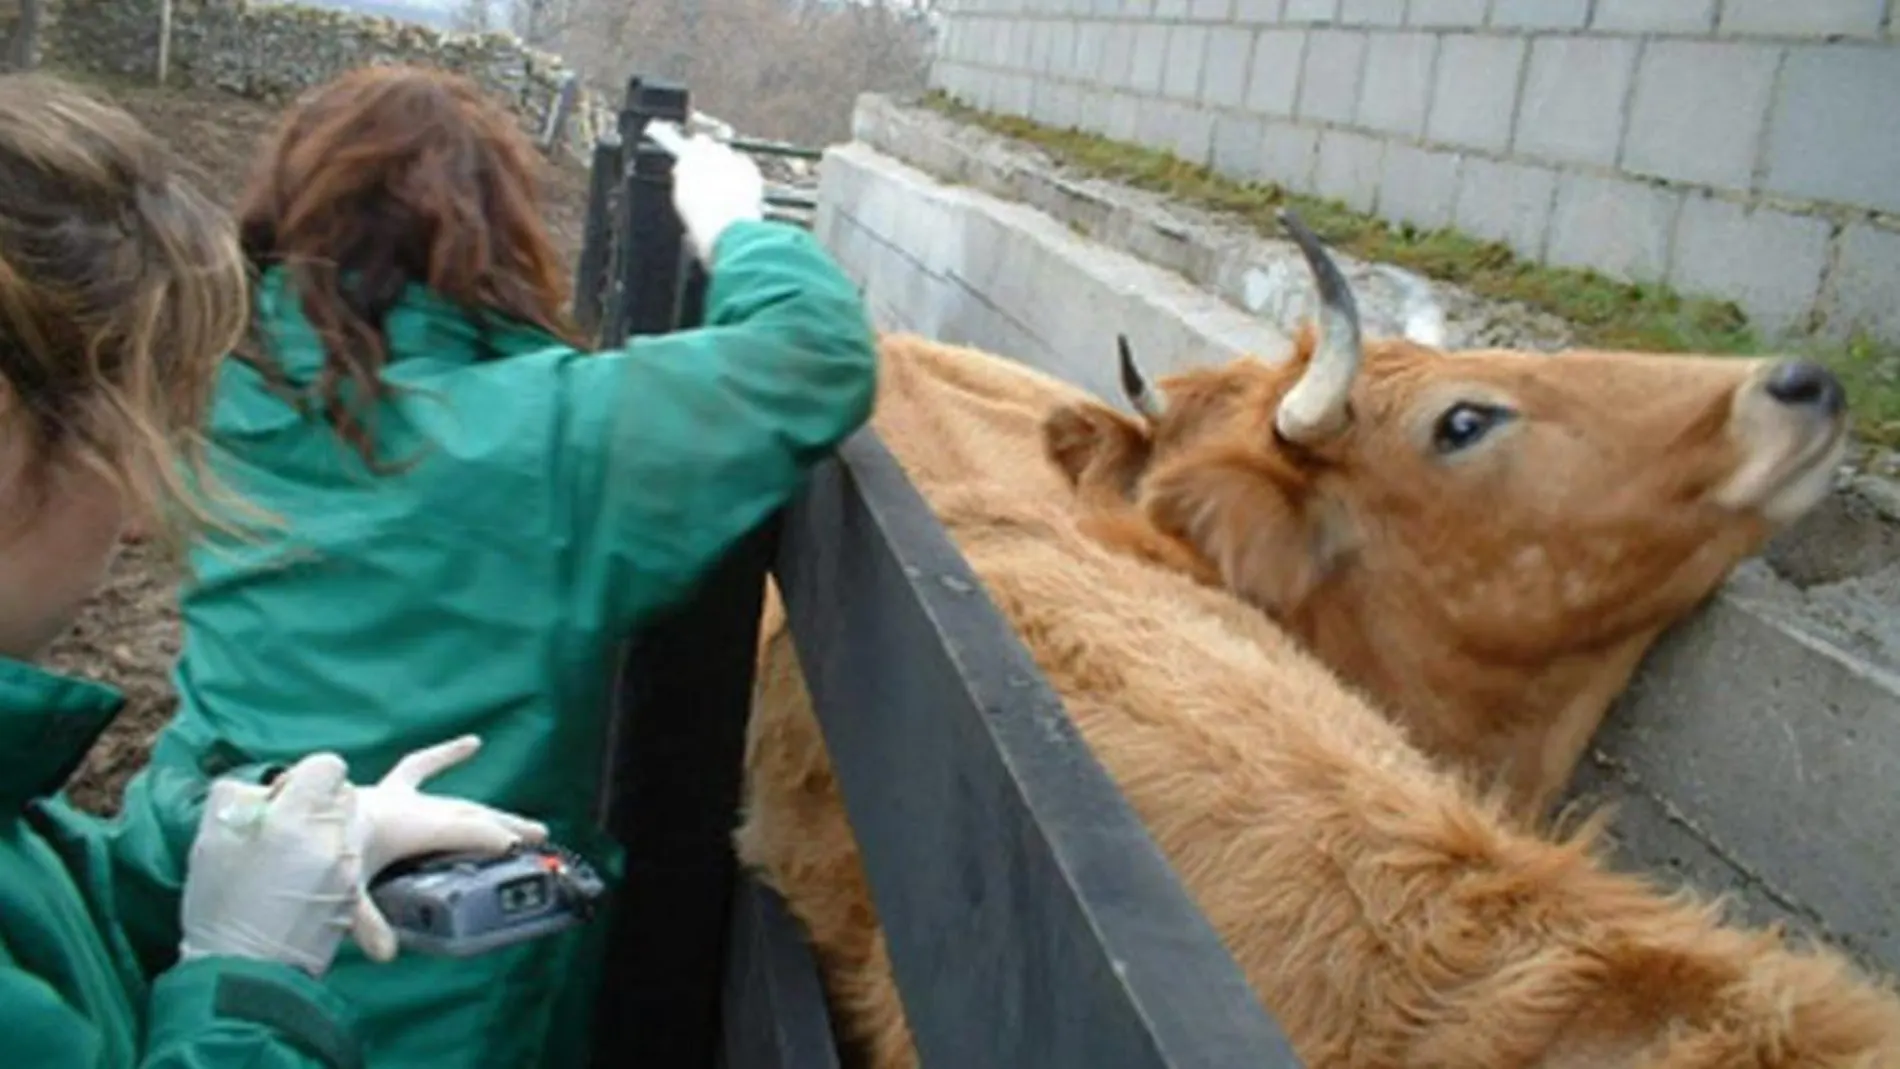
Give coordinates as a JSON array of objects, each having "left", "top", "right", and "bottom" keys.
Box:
[
  {"left": 1118, "top": 334, "right": 1166, "bottom": 422},
  {"left": 1274, "top": 209, "right": 1363, "bottom": 445}
]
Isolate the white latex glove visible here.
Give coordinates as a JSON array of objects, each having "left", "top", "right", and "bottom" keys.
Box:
[
  {"left": 179, "top": 753, "right": 362, "bottom": 976},
  {"left": 179, "top": 737, "right": 549, "bottom": 974},
  {"left": 664, "top": 128, "right": 765, "bottom": 263},
  {"left": 346, "top": 735, "right": 550, "bottom": 962}
]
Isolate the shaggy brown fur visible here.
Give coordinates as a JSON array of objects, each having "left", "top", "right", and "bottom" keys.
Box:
[
  {"left": 735, "top": 334, "right": 1896, "bottom": 1069},
  {"left": 1044, "top": 327, "right": 1845, "bottom": 816}
]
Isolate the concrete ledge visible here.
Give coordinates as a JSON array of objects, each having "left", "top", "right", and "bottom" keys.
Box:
[
  {"left": 848, "top": 94, "right": 1583, "bottom": 352},
  {"left": 1574, "top": 565, "right": 1900, "bottom": 970},
  {"left": 815, "top": 113, "right": 1900, "bottom": 978},
  {"left": 816, "top": 141, "right": 1287, "bottom": 405}
]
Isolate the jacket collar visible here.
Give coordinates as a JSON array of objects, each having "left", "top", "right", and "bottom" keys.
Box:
[
  {"left": 250, "top": 267, "right": 566, "bottom": 384},
  {"left": 0, "top": 657, "right": 123, "bottom": 811}
]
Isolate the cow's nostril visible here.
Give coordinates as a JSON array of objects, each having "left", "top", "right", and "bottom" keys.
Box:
[{"left": 1764, "top": 359, "right": 1845, "bottom": 416}]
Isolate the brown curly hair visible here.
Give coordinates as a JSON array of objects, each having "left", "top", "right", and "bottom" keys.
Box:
[
  {"left": 234, "top": 64, "right": 581, "bottom": 465},
  {"left": 0, "top": 73, "right": 251, "bottom": 548}
]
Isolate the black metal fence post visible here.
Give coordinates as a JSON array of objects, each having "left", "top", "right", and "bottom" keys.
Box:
[
  {"left": 572, "top": 132, "right": 622, "bottom": 341},
  {"left": 602, "top": 78, "right": 688, "bottom": 346},
  {"left": 585, "top": 76, "right": 783, "bottom": 1069}
]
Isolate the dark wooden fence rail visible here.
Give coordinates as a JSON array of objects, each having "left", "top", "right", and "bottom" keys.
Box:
[{"left": 578, "top": 74, "right": 1303, "bottom": 1069}]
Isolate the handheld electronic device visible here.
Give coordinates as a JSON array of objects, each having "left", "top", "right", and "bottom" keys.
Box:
[{"left": 368, "top": 842, "right": 606, "bottom": 958}]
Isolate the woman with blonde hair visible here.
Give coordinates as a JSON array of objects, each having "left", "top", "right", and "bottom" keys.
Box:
[
  {"left": 130, "top": 63, "right": 879, "bottom": 1066},
  {"left": 0, "top": 73, "right": 546, "bottom": 1067}
]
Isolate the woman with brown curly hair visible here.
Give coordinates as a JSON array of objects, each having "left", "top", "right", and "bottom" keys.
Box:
[
  {"left": 128, "top": 63, "right": 877, "bottom": 1066},
  {"left": 0, "top": 72, "right": 545, "bottom": 1068}
]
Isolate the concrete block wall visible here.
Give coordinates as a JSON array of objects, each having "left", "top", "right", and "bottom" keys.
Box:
[{"left": 930, "top": 0, "right": 1900, "bottom": 343}]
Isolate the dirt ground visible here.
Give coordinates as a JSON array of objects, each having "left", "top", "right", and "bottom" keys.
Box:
[{"left": 49, "top": 82, "right": 594, "bottom": 815}]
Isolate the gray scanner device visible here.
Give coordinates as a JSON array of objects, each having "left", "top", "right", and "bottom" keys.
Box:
[{"left": 367, "top": 842, "right": 606, "bottom": 958}]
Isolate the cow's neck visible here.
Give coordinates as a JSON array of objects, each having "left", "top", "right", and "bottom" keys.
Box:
[{"left": 1292, "top": 589, "right": 1662, "bottom": 822}]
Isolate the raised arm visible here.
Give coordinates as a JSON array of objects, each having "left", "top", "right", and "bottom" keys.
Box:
[{"left": 556, "top": 171, "right": 877, "bottom": 629}]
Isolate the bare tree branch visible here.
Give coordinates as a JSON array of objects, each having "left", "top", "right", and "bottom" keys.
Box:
[{"left": 544, "top": 0, "right": 935, "bottom": 144}]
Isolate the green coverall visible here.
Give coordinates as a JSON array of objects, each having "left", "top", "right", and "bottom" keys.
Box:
[
  {"left": 122, "top": 219, "right": 878, "bottom": 1067},
  {"left": 0, "top": 658, "right": 363, "bottom": 1067}
]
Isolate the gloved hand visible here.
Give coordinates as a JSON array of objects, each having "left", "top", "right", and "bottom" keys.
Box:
[
  {"left": 347, "top": 735, "right": 549, "bottom": 961},
  {"left": 178, "top": 752, "right": 362, "bottom": 976},
  {"left": 178, "top": 737, "right": 548, "bottom": 975},
  {"left": 667, "top": 130, "right": 765, "bottom": 263}
]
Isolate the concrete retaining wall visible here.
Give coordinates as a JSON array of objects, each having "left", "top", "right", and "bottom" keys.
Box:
[
  {"left": 928, "top": 0, "right": 1900, "bottom": 344},
  {"left": 816, "top": 96, "right": 1900, "bottom": 977}
]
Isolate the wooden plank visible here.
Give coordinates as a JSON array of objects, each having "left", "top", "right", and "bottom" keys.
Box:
[
  {"left": 720, "top": 875, "right": 846, "bottom": 1069},
  {"left": 774, "top": 432, "right": 1303, "bottom": 1069}
]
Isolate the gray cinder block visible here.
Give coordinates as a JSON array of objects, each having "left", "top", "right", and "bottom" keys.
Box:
[
  {"left": 1426, "top": 34, "right": 1528, "bottom": 153},
  {"left": 1488, "top": 0, "right": 1589, "bottom": 29},
  {"left": 1261, "top": 119, "right": 1321, "bottom": 189},
  {"left": 1590, "top": 0, "right": 1717, "bottom": 34},
  {"left": 1719, "top": 0, "right": 1886, "bottom": 38},
  {"left": 1244, "top": 28, "right": 1307, "bottom": 116},
  {"left": 1668, "top": 195, "right": 1831, "bottom": 335},
  {"left": 1452, "top": 155, "right": 1557, "bottom": 257},
  {"left": 1099, "top": 21, "right": 1138, "bottom": 87},
  {"left": 1294, "top": 28, "right": 1369, "bottom": 124},
  {"left": 1314, "top": 127, "right": 1386, "bottom": 211},
  {"left": 1164, "top": 25, "right": 1211, "bottom": 99},
  {"left": 1824, "top": 223, "right": 1900, "bottom": 343},
  {"left": 1283, "top": 0, "right": 1342, "bottom": 23},
  {"left": 1209, "top": 111, "right": 1270, "bottom": 178},
  {"left": 1340, "top": 0, "right": 1406, "bottom": 25},
  {"left": 1405, "top": 0, "right": 1488, "bottom": 26},
  {"left": 1130, "top": 21, "right": 1171, "bottom": 92},
  {"left": 1622, "top": 39, "right": 1778, "bottom": 193},
  {"left": 1546, "top": 171, "right": 1680, "bottom": 282},
  {"left": 1378, "top": 142, "right": 1463, "bottom": 231},
  {"left": 1512, "top": 35, "right": 1641, "bottom": 167},
  {"left": 1356, "top": 30, "right": 1437, "bottom": 138},
  {"left": 1199, "top": 25, "right": 1257, "bottom": 108},
  {"left": 1763, "top": 44, "right": 1900, "bottom": 216}
]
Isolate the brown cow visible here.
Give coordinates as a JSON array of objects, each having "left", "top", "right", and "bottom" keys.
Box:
[
  {"left": 1042, "top": 211, "right": 1848, "bottom": 817},
  {"left": 735, "top": 216, "right": 1884, "bottom": 1068},
  {"left": 739, "top": 461, "right": 1899, "bottom": 1069}
]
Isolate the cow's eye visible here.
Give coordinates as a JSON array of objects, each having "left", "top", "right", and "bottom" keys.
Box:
[{"left": 1433, "top": 402, "right": 1512, "bottom": 454}]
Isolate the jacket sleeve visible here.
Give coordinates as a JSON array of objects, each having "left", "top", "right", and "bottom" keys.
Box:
[
  {"left": 555, "top": 218, "right": 878, "bottom": 630},
  {"left": 0, "top": 956, "right": 361, "bottom": 1069}
]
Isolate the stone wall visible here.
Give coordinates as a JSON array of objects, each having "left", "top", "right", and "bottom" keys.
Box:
[
  {"left": 0, "top": 0, "right": 52, "bottom": 69},
  {"left": 40, "top": 0, "right": 609, "bottom": 161},
  {"left": 929, "top": 0, "right": 1900, "bottom": 344}
]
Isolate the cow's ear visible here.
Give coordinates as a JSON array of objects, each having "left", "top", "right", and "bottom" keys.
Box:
[
  {"left": 1042, "top": 400, "right": 1154, "bottom": 506},
  {"left": 1138, "top": 446, "right": 1351, "bottom": 616}
]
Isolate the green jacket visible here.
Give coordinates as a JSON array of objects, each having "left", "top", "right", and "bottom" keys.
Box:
[
  {"left": 0, "top": 657, "right": 362, "bottom": 1067},
  {"left": 126, "top": 219, "right": 877, "bottom": 1067}
]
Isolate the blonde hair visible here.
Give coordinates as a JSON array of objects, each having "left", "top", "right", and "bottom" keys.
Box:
[{"left": 0, "top": 73, "right": 254, "bottom": 551}]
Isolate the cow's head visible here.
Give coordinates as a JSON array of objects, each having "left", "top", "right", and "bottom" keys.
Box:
[{"left": 1042, "top": 211, "right": 1848, "bottom": 817}]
